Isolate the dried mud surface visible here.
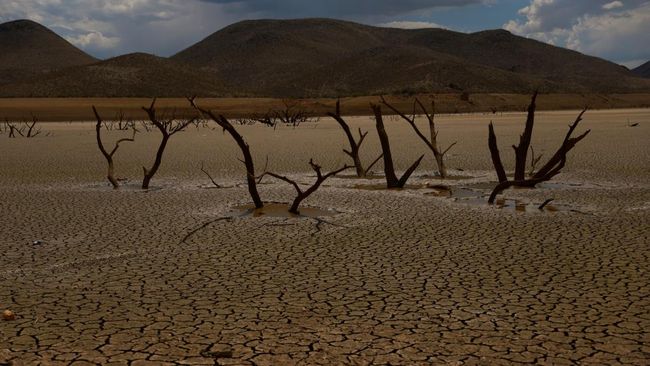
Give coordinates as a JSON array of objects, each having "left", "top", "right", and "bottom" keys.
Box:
[{"left": 1, "top": 109, "right": 649, "bottom": 365}]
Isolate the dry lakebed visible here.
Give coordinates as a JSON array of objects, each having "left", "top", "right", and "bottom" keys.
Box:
[{"left": 1, "top": 108, "right": 649, "bottom": 365}]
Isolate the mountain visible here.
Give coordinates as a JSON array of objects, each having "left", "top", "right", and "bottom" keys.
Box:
[
  {"left": 0, "top": 19, "right": 97, "bottom": 84},
  {"left": 0, "top": 53, "right": 225, "bottom": 97},
  {"left": 171, "top": 18, "right": 650, "bottom": 97},
  {"left": 1, "top": 18, "right": 649, "bottom": 97},
  {"left": 632, "top": 61, "right": 650, "bottom": 78}
]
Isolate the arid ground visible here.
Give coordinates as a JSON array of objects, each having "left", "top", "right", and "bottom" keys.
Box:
[{"left": 0, "top": 108, "right": 649, "bottom": 365}]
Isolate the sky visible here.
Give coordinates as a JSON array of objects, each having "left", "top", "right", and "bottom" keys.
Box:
[{"left": 0, "top": 0, "right": 648, "bottom": 68}]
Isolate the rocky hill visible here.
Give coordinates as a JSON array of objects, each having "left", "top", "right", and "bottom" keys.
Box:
[
  {"left": 0, "top": 19, "right": 97, "bottom": 85},
  {"left": 2, "top": 18, "right": 649, "bottom": 97}
]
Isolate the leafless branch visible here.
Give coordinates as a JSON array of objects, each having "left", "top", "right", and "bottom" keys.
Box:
[
  {"left": 140, "top": 98, "right": 196, "bottom": 189},
  {"left": 259, "top": 159, "right": 351, "bottom": 214},
  {"left": 380, "top": 96, "right": 455, "bottom": 178},
  {"left": 93, "top": 106, "right": 136, "bottom": 189}
]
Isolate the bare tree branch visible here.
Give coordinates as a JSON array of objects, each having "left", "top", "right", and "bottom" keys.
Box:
[
  {"left": 93, "top": 106, "right": 136, "bottom": 189},
  {"left": 380, "top": 96, "right": 454, "bottom": 178},
  {"left": 260, "top": 159, "right": 351, "bottom": 214},
  {"left": 141, "top": 98, "right": 196, "bottom": 189},
  {"left": 200, "top": 162, "right": 221, "bottom": 188},
  {"left": 327, "top": 98, "right": 373, "bottom": 177},
  {"left": 513, "top": 91, "right": 538, "bottom": 180},
  {"left": 189, "top": 96, "right": 264, "bottom": 208}
]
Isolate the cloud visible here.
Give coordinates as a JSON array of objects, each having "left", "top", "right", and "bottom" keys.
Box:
[
  {"left": 504, "top": 0, "right": 650, "bottom": 65},
  {"left": 378, "top": 21, "right": 447, "bottom": 29},
  {"left": 0, "top": 0, "right": 228, "bottom": 58},
  {"left": 66, "top": 32, "right": 120, "bottom": 49},
  {"left": 0, "top": 0, "right": 487, "bottom": 58},
  {"left": 1, "top": 0, "right": 646, "bottom": 66},
  {"left": 200, "top": 0, "right": 488, "bottom": 18},
  {"left": 602, "top": 1, "right": 624, "bottom": 10}
]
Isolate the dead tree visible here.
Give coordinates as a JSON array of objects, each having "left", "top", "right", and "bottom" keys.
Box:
[
  {"left": 188, "top": 97, "right": 264, "bottom": 208},
  {"left": 141, "top": 99, "right": 196, "bottom": 189},
  {"left": 4, "top": 116, "right": 42, "bottom": 138},
  {"left": 93, "top": 106, "right": 136, "bottom": 189},
  {"left": 4, "top": 119, "right": 18, "bottom": 138},
  {"left": 260, "top": 159, "right": 351, "bottom": 214},
  {"left": 371, "top": 104, "right": 424, "bottom": 188},
  {"left": 487, "top": 93, "right": 590, "bottom": 203},
  {"left": 272, "top": 99, "right": 313, "bottom": 127},
  {"left": 104, "top": 110, "right": 135, "bottom": 131},
  {"left": 380, "top": 96, "right": 456, "bottom": 178},
  {"left": 327, "top": 99, "right": 382, "bottom": 177},
  {"left": 253, "top": 114, "right": 278, "bottom": 128},
  {"left": 24, "top": 115, "right": 41, "bottom": 138}
]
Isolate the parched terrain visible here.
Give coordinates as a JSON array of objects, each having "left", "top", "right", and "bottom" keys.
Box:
[{"left": 0, "top": 109, "right": 649, "bottom": 365}]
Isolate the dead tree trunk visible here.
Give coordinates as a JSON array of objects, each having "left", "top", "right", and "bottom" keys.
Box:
[
  {"left": 488, "top": 122, "right": 507, "bottom": 183},
  {"left": 487, "top": 94, "right": 590, "bottom": 203},
  {"left": 93, "top": 106, "right": 136, "bottom": 189},
  {"left": 513, "top": 91, "right": 538, "bottom": 181},
  {"left": 327, "top": 99, "right": 382, "bottom": 177},
  {"left": 5, "top": 120, "right": 17, "bottom": 138},
  {"left": 260, "top": 159, "right": 350, "bottom": 214},
  {"left": 141, "top": 98, "right": 195, "bottom": 189},
  {"left": 380, "top": 96, "right": 456, "bottom": 178},
  {"left": 188, "top": 97, "right": 264, "bottom": 209},
  {"left": 371, "top": 104, "right": 424, "bottom": 188}
]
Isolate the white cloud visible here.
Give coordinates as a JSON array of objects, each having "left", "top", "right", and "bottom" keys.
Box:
[
  {"left": 602, "top": 1, "right": 624, "bottom": 10},
  {"left": 504, "top": 0, "right": 650, "bottom": 65},
  {"left": 66, "top": 32, "right": 119, "bottom": 49},
  {"left": 0, "top": 0, "right": 227, "bottom": 58},
  {"left": 379, "top": 21, "right": 447, "bottom": 29}
]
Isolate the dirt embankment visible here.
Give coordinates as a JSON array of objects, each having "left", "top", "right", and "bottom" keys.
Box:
[{"left": 1, "top": 93, "right": 649, "bottom": 121}]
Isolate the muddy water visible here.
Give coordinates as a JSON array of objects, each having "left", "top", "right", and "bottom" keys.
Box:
[{"left": 230, "top": 202, "right": 338, "bottom": 218}]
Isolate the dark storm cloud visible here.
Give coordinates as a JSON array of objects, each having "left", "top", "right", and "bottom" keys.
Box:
[{"left": 199, "top": 0, "right": 488, "bottom": 18}]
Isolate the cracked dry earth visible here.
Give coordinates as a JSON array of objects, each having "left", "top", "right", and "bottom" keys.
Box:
[{"left": 1, "top": 109, "right": 649, "bottom": 365}]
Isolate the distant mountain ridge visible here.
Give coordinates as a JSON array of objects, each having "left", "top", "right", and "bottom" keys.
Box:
[
  {"left": 2, "top": 53, "right": 226, "bottom": 97},
  {"left": 1, "top": 18, "right": 649, "bottom": 97}
]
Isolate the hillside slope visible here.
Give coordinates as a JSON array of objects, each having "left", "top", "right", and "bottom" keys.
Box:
[
  {"left": 0, "top": 19, "right": 97, "bottom": 84},
  {"left": 172, "top": 18, "right": 650, "bottom": 97},
  {"left": 632, "top": 61, "right": 650, "bottom": 78},
  {"left": 0, "top": 53, "right": 225, "bottom": 97},
  {"left": 2, "top": 18, "right": 649, "bottom": 97}
]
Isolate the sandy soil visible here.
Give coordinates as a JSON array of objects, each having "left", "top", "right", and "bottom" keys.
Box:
[{"left": 0, "top": 108, "right": 649, "bottom": 365}]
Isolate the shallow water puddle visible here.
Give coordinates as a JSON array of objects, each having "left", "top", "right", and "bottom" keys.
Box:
[
  {"left": 85, "top": 182, "right": 166, "bottom": 192},
  {"left": 425, "top": 186, "right": 482, "bottom": 198},
  {"left": 456, "top": 197, "right": 573, "bottom": 213},
  {"left": 335, "top": 174, "right": 385, "bottom": 180},
  {"left": 419, "top": 174, "right": 479, "bottom": 181},
  {"left": 352, "top": 183, "right": 431, "bottom": 191},
  {"left": 229, "top": 203, "right": 338, "bottom": 218}
]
